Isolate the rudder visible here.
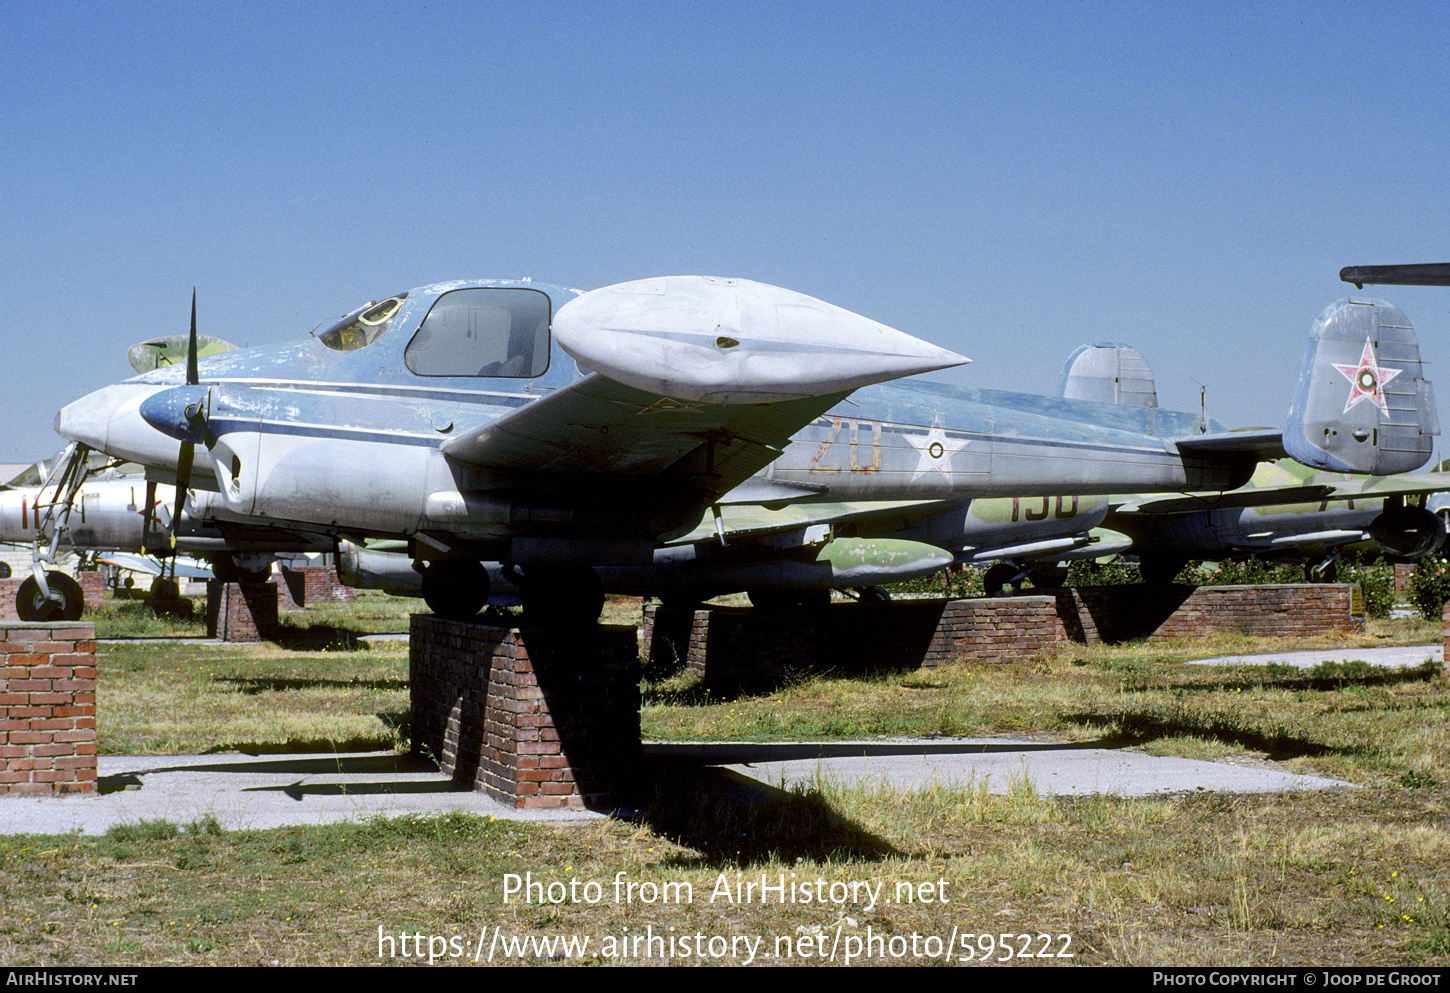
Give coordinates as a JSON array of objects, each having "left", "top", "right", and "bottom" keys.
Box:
[
  {"left": 1057, "top": 343, "right": 1159, "bottom": 408},
  {"left": 1283, "top": 298, "right": 1438, "bottom": 474}
]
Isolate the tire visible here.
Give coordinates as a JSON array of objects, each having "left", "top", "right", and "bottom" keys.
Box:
[
  {"left": 422, "top": 561, "right": 490, "bottom": 619},
  {"left": 16, "top": 572, "right": 85, "bottom": 622},
  {"left": 983, "top": 563, "right": 1018, "bottom": 597}
]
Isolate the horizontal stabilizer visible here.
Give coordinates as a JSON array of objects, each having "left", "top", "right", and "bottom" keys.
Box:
[
  {"left": 1175, "top": 427, "right": 1287, "bottom": 461},
  {"left": 1341, "top": 264, "right": 1450, "bottom": 288},
  {"left": 1114, "top": 484, "right": 1333, "bottom": 515},
  {"left": 1283, "top": 298, "right": 1437, "bottom": 474}
]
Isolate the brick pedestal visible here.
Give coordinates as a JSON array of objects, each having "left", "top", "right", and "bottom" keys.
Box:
[
  {"left": 0, "top": 621, "right": 96, "bottom": 794},
  {"left": 1395, "top": 562, "right": 1415, "bottom": 597},
  {"left": 1442, "top": 601, "right": 1450, "bottom": 670},
  {"left": 1054, "top": 583, "right": 1363, "bottom": 644},
  {"left": 78, "top": 572, "right": 103, "bottom": 611},
  {"left": 278, "top": 567, "right": 358, "bottom": 611},
  {"left": 643, "top": 584, "right": 1365, "bottom": 684},
  {"left": 410, "top": 616, "right": 640, "bottom": 810},
  {"left": 643, "top": 596, "right": 1061, "bottom": 689},
  {"left": 206, "top": 581, "right": 279, "bottom": 641}
]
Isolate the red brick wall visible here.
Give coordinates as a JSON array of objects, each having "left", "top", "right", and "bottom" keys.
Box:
[
  {"left": 0, "top": 621, "right": 96, "bottom": 794},
  {"left": 206, "top": 581, "right": 278, "bottom": 642},
  {"left": 642, "top": 596, "right": 1062, "bottom": 687},
  {"left": 278, "top": 567, "right": 358, "bottom": 610},
  {"left": 643, "top": 584, "right": 1364, "bottom": 681},
  {"left": 1055, "top": 584, "right": 1363, "bottom": 645},
  {"left": 410, "top": 616, "right": 639, "bottom": 809}
]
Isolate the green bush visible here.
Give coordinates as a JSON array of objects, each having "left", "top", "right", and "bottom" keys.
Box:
[
  {"left": 1201, "top": 558, "right": 1306, "bottom": 585},
  {"left": 885, "top": 566, "right": 983, "bottom": 598},
  {"left": 1065, "top": 560, "right": 1142, "bottom": 586},
  {"left": 1340, "top": 560, "right": 1395, "bottom": 619},
  {"left": 1407, "top": 555, "right": 1450, "bottom": 621}
]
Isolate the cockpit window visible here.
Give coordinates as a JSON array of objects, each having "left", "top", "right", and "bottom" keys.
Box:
[
  {"left": 318, "top": 293, "right": 408, "bottom": 351},
  {"left": 404, "top": 288, "right": 551, "bottom": 378}
]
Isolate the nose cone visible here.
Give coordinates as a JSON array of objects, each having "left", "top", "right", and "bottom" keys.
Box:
[{"left": 54, "top": 383, "right": 181, "bottom": 470}]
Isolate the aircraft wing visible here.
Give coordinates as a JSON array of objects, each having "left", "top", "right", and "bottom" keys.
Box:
[
  {"left": 440, "top": 374, "right": 850, "bottom": 501},
  {"left": 98, "top": 552, "right": 215, "bottom": 579},
  {"left": 660, "top": 498, "right": 958, "bottom": 545},
  {"left": 1115, "top": 470, "right": 1450, "bottom": 516}
]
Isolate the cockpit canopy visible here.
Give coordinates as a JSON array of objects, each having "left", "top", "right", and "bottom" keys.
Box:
[
  {"left": 318, "top": 294, "right": 408, "bottom": 352},
  {"left": 319, "top": 286, "right": 552, "bottom": 379}
]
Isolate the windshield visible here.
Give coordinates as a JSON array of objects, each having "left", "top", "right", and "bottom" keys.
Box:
[
  {"left": 318, "top": 293, "right": 408, "bottom": 351},
  {"left": 404, "top": 288, "right": 550, "bottom": 378}
]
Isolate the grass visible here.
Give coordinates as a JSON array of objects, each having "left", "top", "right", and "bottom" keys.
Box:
[{"left": 4, "top": 593, "right": 1449, "bottom": 965}]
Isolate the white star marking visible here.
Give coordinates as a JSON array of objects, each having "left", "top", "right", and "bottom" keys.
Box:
[
  {"left": 1333, "top": 336, "right": 1402, "bottom": 415},
  {"left": 907, "top": 418, "right": 969, "bottom": 480}
]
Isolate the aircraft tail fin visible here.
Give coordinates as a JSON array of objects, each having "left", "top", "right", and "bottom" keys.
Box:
[
  {"left": 1057, "top": 343, "right": 1158, "bottom": 407},
  {"left": 1283, "top": 298, "right": 1438, "bottom": 474}
]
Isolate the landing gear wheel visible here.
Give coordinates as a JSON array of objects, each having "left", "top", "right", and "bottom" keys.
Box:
[
  {"left": 149, "top": 577, "right": 180, "bottom": 600},
  {"left": 1027, "top": 566, "right": 1068, "bottom": 589},
  {"left": 854, "top": 585, "right": 891, "bottom": 603},
  {"left": 422, "top": 561, "right": 490, "bottom": 620},
  {"left": 212, "top": 555, "right": 272, "bottom": 584},
  {"left": 983, "top": 563, "right": 1020, "bottom": 597},
  {"left": 16, "top": 572, "right": 85, "bottom": 622},
  {"left": 519, "top": 566, "right": 604, "bottom": 625}
]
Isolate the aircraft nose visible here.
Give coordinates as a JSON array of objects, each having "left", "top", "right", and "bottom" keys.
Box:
[{"left": 54, "top": 383, "right": 175, "bottom": 466}]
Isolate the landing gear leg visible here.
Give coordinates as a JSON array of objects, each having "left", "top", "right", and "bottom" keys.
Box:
[{"left": 19, "top": 442, "right": 94, "bottom": 622}]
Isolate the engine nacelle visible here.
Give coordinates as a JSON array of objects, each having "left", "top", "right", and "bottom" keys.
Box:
[{"left": 1369, "top": 504, "right": 1445, "bottom": 558}]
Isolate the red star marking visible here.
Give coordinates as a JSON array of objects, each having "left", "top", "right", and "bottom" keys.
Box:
[{"left": 1333, "top": 337, "right": 1401, "bottom": 414}]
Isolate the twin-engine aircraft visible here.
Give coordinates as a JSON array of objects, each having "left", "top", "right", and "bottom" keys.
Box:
[{"left": 46, "top": 276, "right": 1439, "bottom": 621}]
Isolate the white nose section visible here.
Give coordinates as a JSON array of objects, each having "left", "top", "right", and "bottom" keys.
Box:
[
  {"left": 553, "top": 276, "right": 968, "bottom": 404},
  {"left": 54, "top": 383, "right": 171, "bottom": 467}
]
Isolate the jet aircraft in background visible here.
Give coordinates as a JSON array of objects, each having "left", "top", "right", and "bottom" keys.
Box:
[
  {"left": 41, "top": 276, "right": 1439, "bottom": 622},
  {"left": 1106, "top": 460, "right": 1450, "bottom": 583},
  {"left": 2, "top": 454, "right": 330, "bottom": 619}
]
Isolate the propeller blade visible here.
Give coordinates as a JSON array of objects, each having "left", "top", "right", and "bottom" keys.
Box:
[
  {"left": 187, "top": 288, "right": 199, "bottom": 386},
  {"left": 171, "top": 443, "right": 193, "bottom": 551}
]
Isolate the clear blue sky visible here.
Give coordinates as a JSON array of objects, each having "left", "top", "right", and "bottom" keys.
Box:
[{"left": 4, "top": 0, "right": 1448, "bottom": 466}]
